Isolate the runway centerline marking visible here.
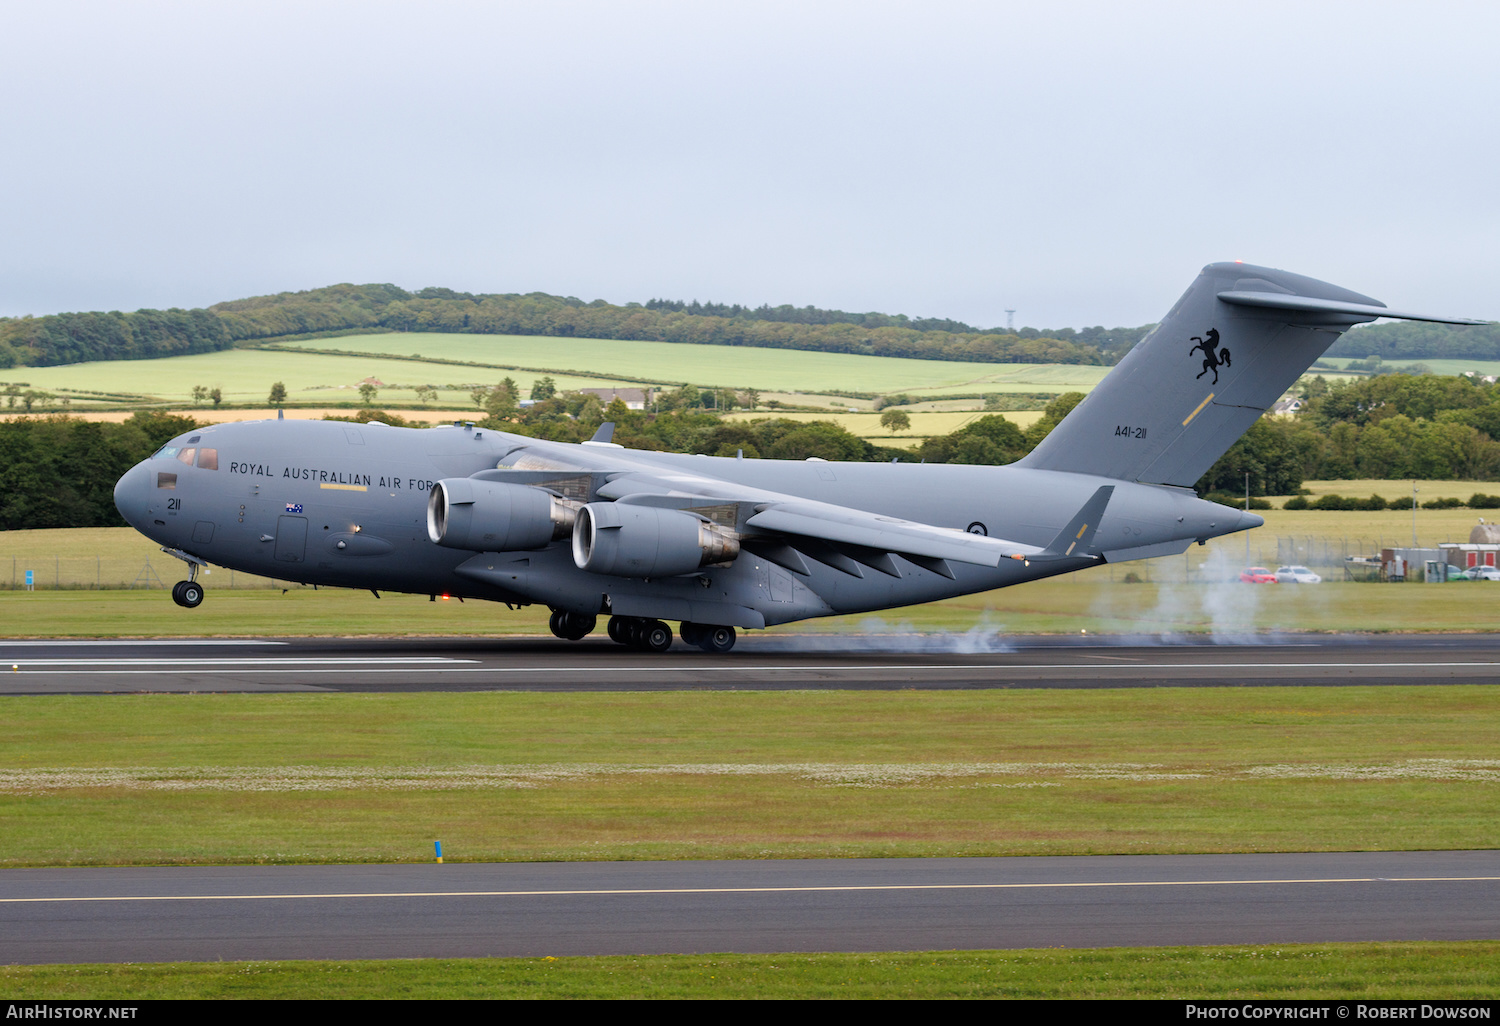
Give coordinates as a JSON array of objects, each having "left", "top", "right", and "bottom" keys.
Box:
[{"left": 7, "top": 875, "right": 1498, "bottom": 904}]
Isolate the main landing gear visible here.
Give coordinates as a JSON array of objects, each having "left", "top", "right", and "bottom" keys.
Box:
[
  {"left": 604, "top": 616, "right": 736, "bottom": 653},
  {"left": 547, "top": 609, "right": 738, "bottom": 653},
  {"left": 548, "top": 610, "right": 597, "bottom": 640}
]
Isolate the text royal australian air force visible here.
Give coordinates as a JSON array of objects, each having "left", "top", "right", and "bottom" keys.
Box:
[{"left": 227, "top": 459, "right": 435, "bottom": 493}]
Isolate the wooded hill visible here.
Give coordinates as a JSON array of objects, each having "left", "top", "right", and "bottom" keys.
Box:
[
  {"left": 0, "top": 284, "right": 1129, "bottom": 369},
  {"left": 0, "top": 283, "right": 1491, "bottom": 370}
]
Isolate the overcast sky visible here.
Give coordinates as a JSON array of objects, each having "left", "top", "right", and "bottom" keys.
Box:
[{"left": 3, "top": 1, "right": 1496, "bottom": 329}]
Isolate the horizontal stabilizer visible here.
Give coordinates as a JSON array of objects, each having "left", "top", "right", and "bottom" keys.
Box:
[{"left": 1217, "top": 291, "right": 1486, "bottom": 325}]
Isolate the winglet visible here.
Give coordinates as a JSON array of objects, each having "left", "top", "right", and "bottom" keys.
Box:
[
  {"left": 589, "top": 422, "right": 615, "bottom": 444},
  {"left": 1031, "top": 485, "right": 1114, "bottom": 562}
]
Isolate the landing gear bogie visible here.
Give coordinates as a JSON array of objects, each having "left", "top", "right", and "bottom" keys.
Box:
[
  {"left": 606, "top": 615, "right": 674, "bottom": 652},
  {"left": 548, "top": 610, "right": 597, "bottom": 640},
  {"left": 680, "top": 621, "right": 735, "bottom": 652}
]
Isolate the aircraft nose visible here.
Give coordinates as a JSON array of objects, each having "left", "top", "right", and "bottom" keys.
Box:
[{"left": 113, "top": 462, "right": 148, "bottom": 528}]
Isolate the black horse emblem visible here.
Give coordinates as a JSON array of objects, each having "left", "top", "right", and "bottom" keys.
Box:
[{"left": 1189, "top": 328, "right": 1231, "bottom": 384}]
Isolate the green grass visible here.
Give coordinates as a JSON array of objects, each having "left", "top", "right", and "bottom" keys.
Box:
[
  {"left": 1, "top": 687, "right": 1496, "bottom": 866},
  {"left": 4, "top": 943, "right": 1497, "bottom": 998},
  {"left": 6, "top": 506, "right": 1500, "bottom": 635},
  {"left": 8, "top": 573, "right": 1500, "bottom": 637}
]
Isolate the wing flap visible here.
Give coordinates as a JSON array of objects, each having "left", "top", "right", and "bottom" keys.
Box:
[{"left": 745, "top": 505, "right": 1035, "bottom": 567}]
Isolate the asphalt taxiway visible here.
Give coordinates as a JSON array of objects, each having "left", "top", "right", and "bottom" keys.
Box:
[
  {"left": 1, "top": 633, "right": 1499, "bottom": 693},
  {"left": 3, "top": 851, "right": 1497, "bottom": 964}
]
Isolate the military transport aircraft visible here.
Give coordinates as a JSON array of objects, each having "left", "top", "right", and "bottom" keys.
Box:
[{"left": 112, "top": 262, "right": 1481, "bottom": 652}]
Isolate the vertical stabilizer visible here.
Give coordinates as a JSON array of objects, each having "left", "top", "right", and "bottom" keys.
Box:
[{"left": 1017, "top": 262, "right": 1479, "bottom": 487}]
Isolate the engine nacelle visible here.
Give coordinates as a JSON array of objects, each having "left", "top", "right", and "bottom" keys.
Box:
[
  {"left": 427, "top": 479, "right": 576, "bottom": 551},
  {"left": 571, "top": 502, "right": 740, "bottom": 578}
]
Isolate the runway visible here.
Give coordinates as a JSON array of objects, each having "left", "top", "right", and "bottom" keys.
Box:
[
  {"left": 1, "top": 633, "right": 1499, "bottom": 693},
  {"left": 3, "top": 851, "right": 1497, "bottom": 964}
]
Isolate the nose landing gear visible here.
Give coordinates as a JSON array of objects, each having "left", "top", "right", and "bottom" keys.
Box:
[
  {"left": 171, "top": 580, "right": 204, "bottom": 608},
  {"left": 162, "top": 546, "right": 210, "bottom": 609}
]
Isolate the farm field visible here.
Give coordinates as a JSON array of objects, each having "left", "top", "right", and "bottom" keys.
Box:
[
  {"left": 1289, "top": 479, "right": 1499, "bottom": 505},
  {"left": 0, "top": 349, "right": 641, "bottom": 410},
  {"left": 721, "top": 409, "right": 1044, "bottom": 447},
  {"left": 0, "top": 334, "right": 1108, "bottom": 413},
  {"left": 270, "top": 332, "right": 1111, "bottom": 397},
  {"left": 1321, "top": 357, "right": 1500, "bottom": 378}
]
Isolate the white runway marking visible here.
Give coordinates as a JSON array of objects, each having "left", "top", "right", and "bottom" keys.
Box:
[
  {"left": 10, "top": 657, "right": 477, "bottom": 667},
  {"left": 0, "top": 640, "right": 288, "bottom": 647},
  {"left": 6, "top": 875, "right": 1499, "bottom": 904},
  {"left": 8, "top": 660, "right": 1498, "bottom": 675}
]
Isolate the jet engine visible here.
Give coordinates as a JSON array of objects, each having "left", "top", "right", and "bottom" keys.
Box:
[
  {"left": 427, "top": 479, "right": 577, "bottom": 551},
  {"left": 571, "top": 502, "right": 740, "bottom": 578}
]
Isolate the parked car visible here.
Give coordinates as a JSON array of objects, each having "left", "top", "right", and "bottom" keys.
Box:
[
  {"left": 1275, "top": 565, "right": 1322, "bottom": 584},
  {"left": 1239, "top": 567, "right": 1277, "bottom": 584},
  {"left": 1463, "top": 565, "right": 1500, "bottom": 581}
]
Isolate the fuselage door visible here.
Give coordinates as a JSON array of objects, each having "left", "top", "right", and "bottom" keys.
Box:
[{"left": 275, "top": 515, "right": 308, "bottom": 563}]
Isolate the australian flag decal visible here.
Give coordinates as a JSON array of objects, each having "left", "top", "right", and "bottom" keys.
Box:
[{"left": 285, "top": 503, "right": 304, "bottom": 513}]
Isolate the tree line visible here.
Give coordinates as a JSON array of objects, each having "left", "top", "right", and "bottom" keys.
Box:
[
  {"left": 0, "top": 283, "right": 1133, "bottom": 370},
  {"left": 2, "top": 280, "right": 1491, "bottom": 372}
]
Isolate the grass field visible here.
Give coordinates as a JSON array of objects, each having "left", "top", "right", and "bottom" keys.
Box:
[
  {"left": 1, "top": 686, "right": 1496, "bottom": 867},
  {"left": 2, "top": 501, "right": 1500, "bottom": 634},
  {"left": 5, "top": 942, "right": 1497, "bottom": 999}
]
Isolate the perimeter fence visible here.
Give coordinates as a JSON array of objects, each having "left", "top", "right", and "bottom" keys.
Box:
[{"left": 0, "top": 553, "right": 287, "bottom": 591}]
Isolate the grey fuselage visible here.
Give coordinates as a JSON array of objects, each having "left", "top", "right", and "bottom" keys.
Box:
[{"left": 112, "top": 418, "right": 1256, "bottom": 629}]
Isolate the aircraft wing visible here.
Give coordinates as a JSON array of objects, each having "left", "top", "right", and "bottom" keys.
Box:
[{"left": 590, "top": 465, "right": 1113, "bottom": 578}]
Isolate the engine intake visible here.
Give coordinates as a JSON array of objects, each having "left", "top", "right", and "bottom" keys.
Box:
[
  {"left": 427, "top": 479, "right": 576, "bottom": 551},
  {"left": 572, "top": 502, "right": 740, "bottom": 578}
]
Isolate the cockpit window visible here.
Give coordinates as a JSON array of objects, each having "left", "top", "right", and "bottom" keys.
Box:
[
  {"left": 157, "top": 472, "right": 177, "bottom": 489},
  {"left": 197, "top": 448, "right": 218, "bottom": 470},
  {"left": 153, "top": 446, "right": 181, "bottom": 460},
  {"left": 175, "top": 448, "right": 197, "bottom": 466}
]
